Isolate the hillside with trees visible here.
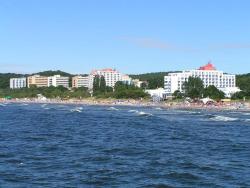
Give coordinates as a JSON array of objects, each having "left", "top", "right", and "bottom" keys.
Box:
[
  {"left": 233, "top": 74, "right": 250, "bottom": 99},
  {"left": 0, "top": 73, "right": 28, "bottom": 89},
  {"left": 129, "top": 72, "right": 175, "bottom": 89},
  {"left": 0, "top": 70, "right": 74, "bottom": 89},
  {"left": 35, "top": 70, "right": 73, "bottom": 77}
]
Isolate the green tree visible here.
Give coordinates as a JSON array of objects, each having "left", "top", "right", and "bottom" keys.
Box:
[
  {"left": 203, "top": 85, "right": 225, "bottom": 100},
  {"left": 173, "top": 90, "right": 183, "bottom": 99},
  {"left": 93, "top": 75, "right": 100, "bottom": 94},
  {"left": 99, "top": 76, "right": 106, "bottom": 92},
  {"left": 183, "top": 77, "right": 204, "bottom": 99},
  {"left": 231, "top": 91, "right": 247, "bottom": 100}
]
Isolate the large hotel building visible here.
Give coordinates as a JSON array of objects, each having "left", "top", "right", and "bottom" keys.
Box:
[
  {"left": 88, "top": 68, "right": 132, "bottom": 88},
  {"left": 164, "top": 63, "right": 240, "bottom": 97},
  {"left": 72, "top": 75, "right": 89, "bottom": 88},
  {"left": 27, "top": 75, "right": 48, "bottom": 88},
  {"left": 10, "top": 78, "right": 26, "bottom": 89},
  {"left": 48, "top": 75, "right": 69, "bottom": 88},
  {"left": 27, "top": 75, "right": 69, "bottom": 88}
]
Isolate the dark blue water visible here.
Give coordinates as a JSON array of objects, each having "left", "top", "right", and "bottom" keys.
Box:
[{"left": 0, "top": 103, "right": 250, "bottom": 187}]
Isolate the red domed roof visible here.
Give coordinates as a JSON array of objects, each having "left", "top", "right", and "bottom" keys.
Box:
[{"left": 198, "top": 62, "right": 216, "bottom": 70}]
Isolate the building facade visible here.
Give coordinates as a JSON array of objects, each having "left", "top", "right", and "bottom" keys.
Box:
[
  {"left": 164, "top": 63, "right": 239, "bottom": 97},
  {"left": 89, "top": 68, "right": 123, "bottom": 88},
  {"left": 48, "top": 75, "right": 69, "bottom": 88},
  {"left": 10, "top": 78, "right": 26, "bottom": 89},
  {"left": 27, "top": 75, "right": 48, "bottom": 88},
  {"left": 72, "top": 75, "right": 89, "bottom": 88}
]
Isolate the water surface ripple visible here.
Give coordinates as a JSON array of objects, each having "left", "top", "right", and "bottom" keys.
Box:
[{"left": 0, "top": 103, "right": 250, "bottom": 187}]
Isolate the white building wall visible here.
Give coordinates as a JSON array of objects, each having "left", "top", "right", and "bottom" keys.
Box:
[
  {"left": 48, "top": 75, "right": 69, "bottom": 88},
  {"left": 164, "top": 69, "right": 237, "bottom": 95},
  {"left": 89, "top": 69, "right": 126, "bottom": 89},
  {"left": 10, "top": 78, "right": 26, "bottom": 89}
]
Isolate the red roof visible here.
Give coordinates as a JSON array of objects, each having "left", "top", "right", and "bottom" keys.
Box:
[
  {"left": 198, "top": 63, "right": 216, "bottom": 70},
  {"left": 91, "top": 68, "right": 118, "bottom": 75}
]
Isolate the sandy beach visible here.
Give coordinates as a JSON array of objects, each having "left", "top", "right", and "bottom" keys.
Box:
[{"left": 1, "top": 98, "right": 250, "bottom": 111}]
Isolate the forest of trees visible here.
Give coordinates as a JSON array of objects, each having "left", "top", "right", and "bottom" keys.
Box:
[
  {"left": 0, "top": 73, "right": 28, "bottom": 89},
  {"left": 0, "top": 70, "right": 74, "bottom": 89},
  {"left": 0, "top": 85, "right": 90, "bottom": 99},
  {"left": 178, "top": 77, "right": 225, "bottom": 100},
  {"left": 130, "top": 72, "right": 177, "bottom": 89},
  {"left": 233, "top": 73, "right": 250, "bottom": 99}
]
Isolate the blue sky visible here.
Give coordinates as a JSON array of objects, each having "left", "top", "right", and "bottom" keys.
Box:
[{"left": 0, "top": 0, "right": 250, "bottom": 74}]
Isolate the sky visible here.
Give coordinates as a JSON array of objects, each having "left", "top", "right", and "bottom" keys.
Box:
[{"left": 0, "top": 0, "right": 250, "bottom": 74}]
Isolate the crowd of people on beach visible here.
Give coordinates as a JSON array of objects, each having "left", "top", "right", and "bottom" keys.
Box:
[{"left": 0, "top": 97, "right": 249, "bottom": 111}]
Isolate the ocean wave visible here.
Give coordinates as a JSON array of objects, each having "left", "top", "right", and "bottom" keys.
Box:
[
  {"left": 175, "top": 110, "right": 201, "bottom": 114},
  {"left": 108, "top": 107, "right": 119, "bottom": 111},
  {"left": 210, "top": 115, "right": 238, "bottom": 122},
  {"left": 242, "top": 113, "right": 250, "bottom": 116},
  {"left": 128, "top": 110, "right": 139, "bottom": 113},
  {"left": 155, "top": 107, "right": 162, "bottom": 110},
  {"left": 41, "top": 104, "right": 47, "bottom": 108},
  {"left": 70, "top": 107, "right": 82, "bottom": 113},
  {"left": 136, "top": 111, "right": 153, "bottom": 116},
  {"left": 20, "top": 103, "right": 29, "bottom": 106}
]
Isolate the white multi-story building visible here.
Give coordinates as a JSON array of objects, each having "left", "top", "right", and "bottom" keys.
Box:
[
  {"left": 164, "top": 63, "right": 240, "bottom": 97},
  {"left": 10, "top": 78, "right": 26, "bottom": 89},
  {"left": 48, "top": 75, "right": 69, "bottom": 88},
  {"left": 89, "top": 68, "right": 124, "bottom": 88},
  {"left": 122, "top": 74, "right": 133, "bottom": 85},
  {"left": 72, "top": 75, "right": 89, "bottom": 88}
]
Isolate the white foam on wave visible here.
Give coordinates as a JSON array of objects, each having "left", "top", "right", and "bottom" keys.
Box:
[
  {"left": 242, "top": 113, "right": 250, "bottom": 116},
  {"left": 70, "top": 107, "right": 82, "bottom": 113},
  {"left": 128, "top": 109, "right": 139, "bottom": 113},
  {"left": 0, "top": 103, "right": 6, "bottom": 106},
  {"left": 136, "top": 111, "right": 153, "bottom": 116},
  {"left": 20, "top": 103, "right": 29, "bottom": 106},
  {"left": 176, "top": 110, "right": 201, "bottom": 114},
  {"left": 108, "top": 107, "right": 119, "bottom": 111},
  {"left": 41, "top": 104, "right": 47, "bottom": 108},
  {"left": 155, "top": 107, "right": 162, "bottom": 110},
  {"left": 210, "top": 115, "right": 238, "bottom": 122}
]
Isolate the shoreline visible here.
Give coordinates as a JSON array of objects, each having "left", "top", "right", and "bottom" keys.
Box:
[{"left": 1, "top": 98, "right": 250, "bottom": 111}]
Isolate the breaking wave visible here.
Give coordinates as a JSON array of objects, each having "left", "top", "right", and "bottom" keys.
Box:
[
  {"left": 70, "top": 107, "right": 82, "bottom": 113},
  {"left": 210, "top": 115, "right": 239, "bottom": 122},
  {"left": 136, "top": 111, "right": 153, "bottom": 117},
  {"left": 108, "top": 107, "right": 119, "bottom": 111}
]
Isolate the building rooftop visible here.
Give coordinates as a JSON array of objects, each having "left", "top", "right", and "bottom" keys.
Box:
[
  {"left": 91, "top": 68, "right": 119, "bottom": 74},
  {"left": 198, "top": 62, "right": 216, "bottom": 71}
]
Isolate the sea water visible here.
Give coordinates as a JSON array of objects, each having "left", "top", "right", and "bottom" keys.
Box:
[{"left": 0, "top": 103, "right": 250, "bottom": 187}]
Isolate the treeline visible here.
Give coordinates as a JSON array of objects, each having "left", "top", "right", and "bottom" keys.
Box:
[
  {"left": 0, "top": 76, "right": 148, "bottom": 99},
  {"left": 173, "top": 77, "right": 225, "bottom": 100},
  {"left": 92, "top": 75, "right": 149, "bottom": 99},
  {"left": 0, "top": 70, "right": 75, "bottom": 89},
  {"left": 35, "top": 70, "right": 73, "bottom": 77},
  {"left": 0, "top": 86, "right": 90, "bottom": 99},
  {"left": 0, "top": 73, "right": 28, "bottom": 89},
  {"left": 234, "top": 74, "right": 250, "bottom": 99},
  {"left": 130, "top": 72, "right": 171, "bottom": 89}
]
